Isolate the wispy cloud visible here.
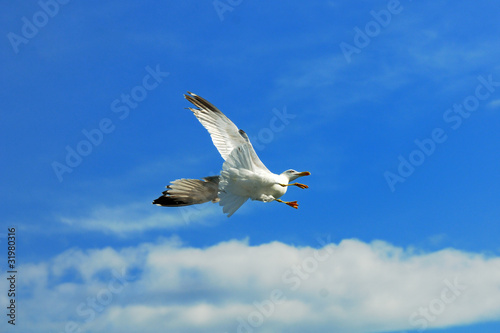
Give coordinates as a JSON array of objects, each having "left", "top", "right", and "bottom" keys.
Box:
[
  {"left": 275, "top": 13, "right": 500, "bottom": 111},
  {"left": 8, "top": 237, "right": 500, "bottom": 333},
  {"left": 59, "top": 201, "right": 221, "bottom": 235},
  {"left": 488, "top": 99, "right": 500, "bottom": 109}
]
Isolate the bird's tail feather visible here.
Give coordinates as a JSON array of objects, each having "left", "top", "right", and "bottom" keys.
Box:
[{"left": 152, "top": 176, "right": 220, "bottom": 207}]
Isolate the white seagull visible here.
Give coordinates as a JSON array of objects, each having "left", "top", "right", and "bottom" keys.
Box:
[{"left": 153, "top": 92, "right": 311, "bottom": 217}]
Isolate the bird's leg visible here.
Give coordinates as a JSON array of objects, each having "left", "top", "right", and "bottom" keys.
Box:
[
  {"left": 279, "top": 183, "right": 309, "bottom": 189},
  {"left": 275, "top": 198, "right": 299, "bottom": 209}
]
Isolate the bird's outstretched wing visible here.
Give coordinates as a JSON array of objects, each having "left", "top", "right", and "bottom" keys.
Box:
[{"left": 185, "top": 92, "right": 269, "bottom": 172}]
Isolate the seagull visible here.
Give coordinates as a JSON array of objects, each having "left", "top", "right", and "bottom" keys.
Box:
[{"left": 153, "top": 92, "right": 311, "bottom": 217}]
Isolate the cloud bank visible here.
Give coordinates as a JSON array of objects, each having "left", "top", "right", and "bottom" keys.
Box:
[{"left": 3, "top": 237, "right": 500, "bottom": 333}]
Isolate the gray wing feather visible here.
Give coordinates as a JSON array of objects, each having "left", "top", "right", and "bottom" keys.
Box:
[{"left": 152, "top": 176, "right": 220, "bottom": 207}]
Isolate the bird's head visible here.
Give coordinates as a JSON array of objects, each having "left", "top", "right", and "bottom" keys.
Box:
[{"left": 281, "top": 169, "right": 311, "bottom": 182}]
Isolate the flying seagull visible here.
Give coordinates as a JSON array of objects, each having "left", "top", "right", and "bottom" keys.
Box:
[{"left": 153, "top": 92, "right": 311, "bottom": 217}]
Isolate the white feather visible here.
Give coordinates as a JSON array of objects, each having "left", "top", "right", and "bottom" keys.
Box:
[{"left": 185, "top": 92, "right": 269, "bottom": 172}]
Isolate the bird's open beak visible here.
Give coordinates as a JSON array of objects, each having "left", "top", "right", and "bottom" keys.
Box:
[{"left": 297, "top": 171, "right": 311, "bottom": 177}]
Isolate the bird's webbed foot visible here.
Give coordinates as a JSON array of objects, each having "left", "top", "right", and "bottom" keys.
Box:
[
  {"left": 279, "top": 183, "right": 309, "bottom": 189},
  {"left": 275, "top": 199, "right": 299, "bottom": 209}
]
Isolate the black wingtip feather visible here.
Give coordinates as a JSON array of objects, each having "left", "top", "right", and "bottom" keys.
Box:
[
  {"left": 152, "top": 195, "right": 191, "bottom": 207},
  {"left": 184, "top": 91, "right": 222, "bottom": 114}
]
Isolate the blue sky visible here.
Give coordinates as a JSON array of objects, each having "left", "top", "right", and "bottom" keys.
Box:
[{"left": 1, "top": 0, "right": 500, "bottom": 332}]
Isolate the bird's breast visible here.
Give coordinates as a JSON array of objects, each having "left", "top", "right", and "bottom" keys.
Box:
[
  {"left": 255, "top": 174, "right": 288, "bottom": 200},
  {"left": 225, "top": 171, "right": 288, "bottom": 201},
  {"left": 268, "top": 183, "right": 287, "bottom": 199}
]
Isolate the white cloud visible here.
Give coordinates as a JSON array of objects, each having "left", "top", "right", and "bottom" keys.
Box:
[{"left": 6, "top": 237, "right": 500, "bottom": 333}]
